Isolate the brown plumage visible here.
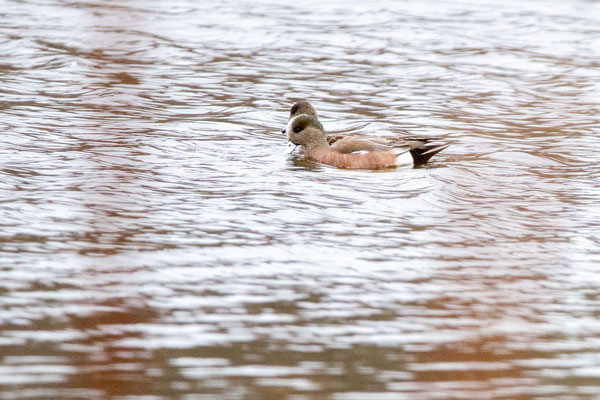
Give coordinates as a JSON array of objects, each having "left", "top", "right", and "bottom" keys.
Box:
[
  {"left": 309, "top": 147, "right": 400, "bottom": 169},
  {"left": 285, "top": 114, "right": 449, "bottom": 169}
]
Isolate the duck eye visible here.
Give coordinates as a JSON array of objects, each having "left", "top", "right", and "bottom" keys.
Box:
[
  {"left": 290, "top": 104, "right": 299, "bottom": 116},
  {"left": 293, "top": 124, "right": 303, "bottom": 133}
]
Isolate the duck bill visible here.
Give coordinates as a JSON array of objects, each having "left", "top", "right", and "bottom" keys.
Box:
[{"left": 283, "top": 141, "right": 298, "bottom": 154}]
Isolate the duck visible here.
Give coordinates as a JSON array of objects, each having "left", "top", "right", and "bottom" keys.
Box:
[{"left": 283, "top": 103, "right": 449, "bottom": 169}]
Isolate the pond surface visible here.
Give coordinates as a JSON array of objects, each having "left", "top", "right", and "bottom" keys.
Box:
[{"left": 1, "top": 0, "right": 600, "bottom": 399}]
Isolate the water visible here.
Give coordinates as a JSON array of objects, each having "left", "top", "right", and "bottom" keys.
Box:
[{"left": 1, "top": 0, "right": 600, "bottom": 398}]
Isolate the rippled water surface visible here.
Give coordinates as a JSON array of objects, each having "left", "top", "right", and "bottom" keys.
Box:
[{"left": 2, "top": 0, "right": 600, "bottom": 398}]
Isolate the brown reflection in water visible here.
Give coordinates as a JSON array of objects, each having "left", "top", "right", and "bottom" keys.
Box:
[
  {"left": 63, "top": 303, "right": 160, "bottom": 398},
  {"left": 75, "top": 0, "right": 151, "bottom": 257},
  {"left": 2, "top": 0, "right": 596, "bottom": 398},
  {"left": 142, "top": 329, "right": 537, "bottom": 399},
  {"left": 56, "top": 2, "right": 166, "bottom": 398}
]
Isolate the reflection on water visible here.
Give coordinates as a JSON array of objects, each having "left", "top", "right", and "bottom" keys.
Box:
[{"left": 1, "top": 0, "right": 600, "bottom": 398}]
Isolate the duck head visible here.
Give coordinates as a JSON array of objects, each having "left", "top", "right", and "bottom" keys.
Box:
[
  {"left": 282, "top": 100, "right": 323, "bottom": 134},
  {"left": 286, "top": 114, "right": 328, "bottom": 150}
]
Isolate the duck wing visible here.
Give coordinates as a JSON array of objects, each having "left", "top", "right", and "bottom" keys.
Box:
[
  {"left": 327, "top": 133, "right": 362, "bottom": 146},
  {"left": 330, "top": 136, "right": 406, "bottom": 154},
  {"left": 327, "top": 133, "right": 450, "bottom": 164},
  {"left": 327, "top": 134, "right": 437, "bottom": 148}
]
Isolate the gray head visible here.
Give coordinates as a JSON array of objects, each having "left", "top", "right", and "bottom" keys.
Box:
[
  {"left": 290, "top": 100, "right": 318, "bottom": 120},
  {"left": 282, "top": 101, "right": 323, "bottom": 135},
  {"left": 286, "top": 114, "right": 328, "bottom": 150}
]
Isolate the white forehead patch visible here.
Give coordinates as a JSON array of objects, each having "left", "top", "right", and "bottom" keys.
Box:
[{"left": 285, "top": 115, "right": 300, "bottom": 138}]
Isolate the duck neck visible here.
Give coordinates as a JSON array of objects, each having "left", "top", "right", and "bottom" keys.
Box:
[{"left": 304, "top": 135, "right": 329, "bottom": 151}]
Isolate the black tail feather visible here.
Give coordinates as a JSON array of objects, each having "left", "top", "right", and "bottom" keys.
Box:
[{"left": 409, "top": 143, "right": 450, "bottom": 165}]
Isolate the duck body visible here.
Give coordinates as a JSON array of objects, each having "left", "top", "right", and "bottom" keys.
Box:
[
  {"left": 285, "top": 109, "right": 449, "bottom": 169},
  {"left": 305, "top": 145, "right": 410, "bottom": 169},
  {"left": 305, "top": 136, "right": 447, "bottom": 169}
]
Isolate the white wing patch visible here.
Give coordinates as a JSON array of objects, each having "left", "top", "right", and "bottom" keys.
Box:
[
  {"left": 350, "top": 150, "right": 370, "bottom": 155},
  {"left": 395, "top": 150, "right": 413, "bottom": 166}
]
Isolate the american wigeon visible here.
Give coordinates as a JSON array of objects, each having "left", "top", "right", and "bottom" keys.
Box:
[
  {"left": 286, "top": 114, "right": 449, "bottom": 169},
  {"left": 283, "top": 100, "right": 448, "bottom": 154}
]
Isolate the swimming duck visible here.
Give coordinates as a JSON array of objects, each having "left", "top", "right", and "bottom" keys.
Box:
[
  {"left": 283, "top": 100, "right": 448, "bottom": 150},
  {"left": 285, "top": 114, "right": 449, "bottom": 169}
]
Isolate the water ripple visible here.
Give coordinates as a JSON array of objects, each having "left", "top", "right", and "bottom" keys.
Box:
[{"left": 1, "top": 0, "right": 600, "bottom": 399}]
